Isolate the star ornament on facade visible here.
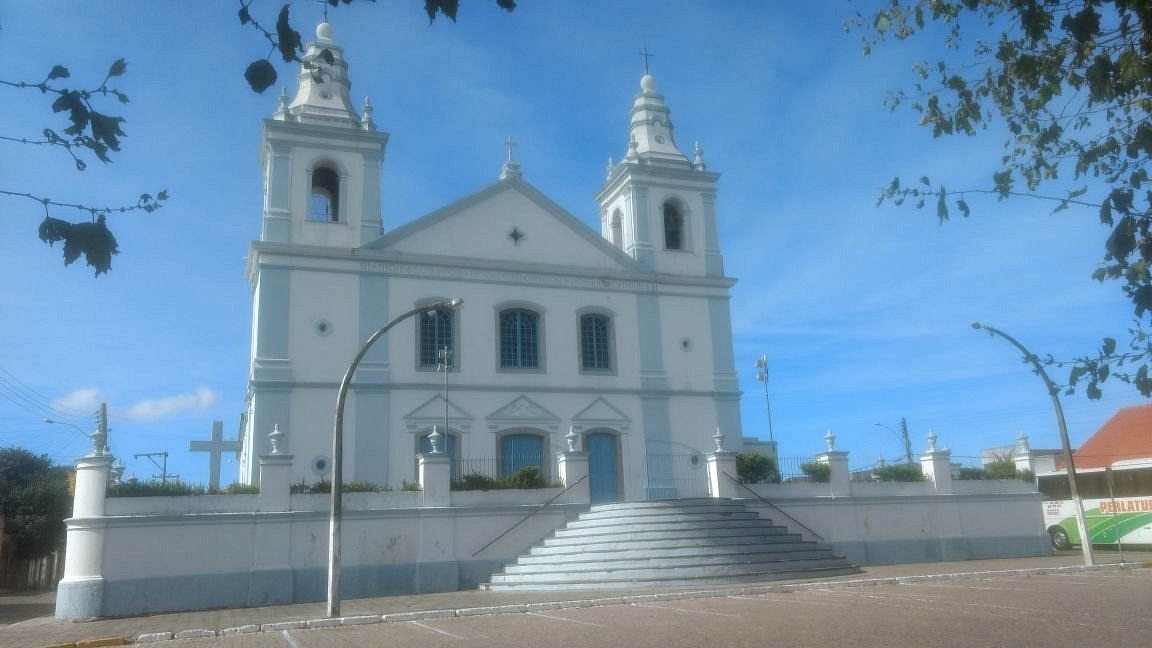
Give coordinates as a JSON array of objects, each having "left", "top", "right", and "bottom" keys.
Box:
[{"left": 508, "top": 226, "right": 525, "bottom": 245}]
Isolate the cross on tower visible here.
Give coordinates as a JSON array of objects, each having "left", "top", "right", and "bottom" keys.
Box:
[
  {"left": 189, "top": 420, "right": 241, "bottom": 490},
  {"left": 316, "top": 0, "right": 330, "bottom": 21},
  {"left": 639, "top": 46, "right": 654, "bottom": 74},
  {"left": 504, "top": 135, "right": 518, "bottom": 162}
]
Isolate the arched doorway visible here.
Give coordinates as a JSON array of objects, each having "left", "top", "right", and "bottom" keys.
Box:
[{"left": 586, "top": 430, "right": 621, "bottom": 504}]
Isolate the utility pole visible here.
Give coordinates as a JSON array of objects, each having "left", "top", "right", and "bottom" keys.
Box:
[
  {"left": 898, "top": 417, "right": 913, "bottom": 464},
  {"left": 133, "top": 451, "right": 173, "bottom": 483}
]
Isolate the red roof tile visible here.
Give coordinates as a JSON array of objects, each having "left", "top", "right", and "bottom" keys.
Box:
[{"left": 1064, "top": 404, "right": 1152, "bottom": 469}]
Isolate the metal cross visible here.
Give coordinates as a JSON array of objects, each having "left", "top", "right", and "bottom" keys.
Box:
[
  {"left": 504, "top": 135, "right": 518, "bottom": 162},
  {"left": 639, "top": 46, "right": 654, "bottom": 74}
]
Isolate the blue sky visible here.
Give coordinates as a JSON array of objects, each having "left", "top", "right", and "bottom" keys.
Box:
[{"left": 1, "top": 1, "right": 1146, "bottom": 484}]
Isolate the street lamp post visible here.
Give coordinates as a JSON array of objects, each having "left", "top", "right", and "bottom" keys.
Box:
[
  {"left": 874, "top": 418, "right": 913, "bottom": 463},
  {"left": 327, "top": 299, "right": 462, "bottom": 618},
  {"left": 971, "top": 321, "right": 1094, "bottom": 566},
  {"left": 753, "top": 355, "right": 775, "bottom": 447}
]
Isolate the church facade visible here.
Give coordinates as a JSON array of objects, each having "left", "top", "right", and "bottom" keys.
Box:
[{"left": 238, "top": 23, "right": 743, "bottom": 503}]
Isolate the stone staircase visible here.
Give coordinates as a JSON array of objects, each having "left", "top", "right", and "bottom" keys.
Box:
[{"left": 481, "top": 498, "right": 860, "bottom": 591}]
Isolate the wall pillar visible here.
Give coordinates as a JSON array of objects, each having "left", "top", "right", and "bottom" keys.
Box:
[
  {"left": 56, "top": 453, "right": 113, "bottom": 619},
  {"left": 557, "top": 451, "right": 590, "bottom": 505},
  {"left": 814, "top": 450, "right": 850, "bottom": 496},
  {"left": 920, "top": 431, "right": 953, "bottom": 493},
  {"left": 706, "top": 451, "right": 740, "bottom": 499},
  {"left": 258, "top": 454, "right": 294, "bottom": 512},
  {"left": 814, "top": 430, "right": 850, "bottom": 496},
  {"left": 419, "top": 453, "right": 451, "bottom": 507}
]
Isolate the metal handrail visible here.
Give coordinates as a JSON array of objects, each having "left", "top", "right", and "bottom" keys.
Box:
[
  {"left": 471, "top": 474, "right": 589, "bottom": 557},
  {"left": 721, "top": 471, "right": 824, "bottom": 542}
]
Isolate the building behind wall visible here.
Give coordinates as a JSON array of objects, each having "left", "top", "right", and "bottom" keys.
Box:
[{"left": 239, "top": 22, "right": 744, "bottom": 503}]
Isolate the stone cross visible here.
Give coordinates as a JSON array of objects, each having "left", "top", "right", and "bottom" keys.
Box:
[{"left": 189, "top": 420, "right": 241, "bottom": 490}]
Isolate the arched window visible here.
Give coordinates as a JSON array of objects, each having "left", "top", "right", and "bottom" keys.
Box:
[
  {"left": 579, "top": 313, "right": 612, "bottom": 372},
  {"left": 499, "top": 308, "right": 540, "bottom": 369},
  {"left": 500, "top": 432, "right": 545, "bottom": 479},
  {"left": 663, "top": 202, "right": 683, "bottom": 250},
  {"left": 610, "top": 209, "right": 623, "bottom": 249},
  {"left": 310, "top": 166, "right": 340, "bottom": 222},
  {"left": 419, "top": 306, "right": 455, "bottom": 370}
]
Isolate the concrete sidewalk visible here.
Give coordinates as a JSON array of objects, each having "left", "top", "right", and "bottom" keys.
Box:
[{"left": 4, "top": 550, "right": 1149, "bottom": 648}]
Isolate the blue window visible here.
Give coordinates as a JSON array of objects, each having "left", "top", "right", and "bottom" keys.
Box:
[
  {"left": 500, "top": 433, "right": 544, "bottom": 478},
  {"left": 420, "top": 307, "right": 454, "bottom": 369},
  {"left": 580, "top": 313, "right": 612, "bottom": 371},
  {"left": 500, "top": 309, "right": 539, "bottom": 369}
]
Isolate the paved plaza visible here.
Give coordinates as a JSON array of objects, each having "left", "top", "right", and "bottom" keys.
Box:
[{"left": 1, "top": 551, "right": 1149, "bottom": 647}]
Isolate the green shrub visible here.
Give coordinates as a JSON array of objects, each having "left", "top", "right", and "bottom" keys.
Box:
[
  {"left": 108, "top": 479, "right": 205, "bottom": 497},
  {"left": 401, "top": 480, "right": 422, "bottom": 491},
  {"left": 736, "top": 451, "right": 781, "bottom": 484},
  {"left": 984, "top": 455, "right": 1019, "bottom": 480},
  {"left": 799, "top": 461, "right": 831, "bottom": 483},
  {"left": 955, "top": 467, "right": 988, "bottom": 481},
  {"left": 344, "top": 480, "right": 388, "bottom": 493},
  {"left": 451, "top": 466, "right": 551, "bottom": 491},
  {"left": 873, "top": 463, "right": 925, "bottom": 482}
]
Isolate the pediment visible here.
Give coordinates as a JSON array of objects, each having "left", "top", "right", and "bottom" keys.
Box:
[
  {"left": 363, "top": 177, "right": 639, "bottom": 272},
  {"left": 571, "top": 397, "right": 631, "bottom": 431},
  {"left": 403, "top": 395, "right": 473, "bottom": 431},
  {"left": 486, "top": 395, "right": 561, "bottom": 431}
]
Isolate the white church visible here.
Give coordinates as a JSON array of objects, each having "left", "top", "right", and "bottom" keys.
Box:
[{"left": 237, "top": 23, "right": 746, "bottom": 503}]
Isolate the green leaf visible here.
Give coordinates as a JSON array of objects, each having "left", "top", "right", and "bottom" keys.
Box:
[
  {"left": 1103, "top": 337, "right": 1117, "bottom": 355},
  {"left": 956, "top": 198, "right": 970, "bottom": 218},
  {"left": 244, "top": 59, "right": 277, "bottom": 94},
  {"left": 426, "top": 0, "right": 461, "bottom": 22},
  {"left": 238, "top": 4, "right": 252, "bottom": 25},
  {"left": 107, "top": 58, "right": 127, "bottom": 78},
  {"left": 275, "top": 4, "right": 303, "bottom": 62},
  {"left": 936, "top": 186, "right": 949, "bottom": 222},
  {"left": 47, "top": 65, "right": 70, "bottom": 80}
]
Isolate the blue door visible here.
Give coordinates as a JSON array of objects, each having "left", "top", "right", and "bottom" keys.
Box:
[{"left": 587, "top": 432, "right": 620, "bottom": 504}]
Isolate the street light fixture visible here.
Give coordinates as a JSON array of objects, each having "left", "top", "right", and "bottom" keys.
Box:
[
  {"left": 753, "top": 355, "right": 775, "bottom": 445},
  {"left": 971, "top": 321, "right": 1094, "bottom": 567},
  {"left": 874, "top": 419, "right": 913, "bottom": 464},
  {"left": 327, "top": 298, "right": 462, "bottom": 618}
]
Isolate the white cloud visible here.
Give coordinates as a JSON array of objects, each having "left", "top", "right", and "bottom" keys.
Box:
[
  {"left": 118, "top": 387, "right": 218, "bottom": 423},
  {"left": 52, "top": 387, "right": 104, "bottom": 415}
]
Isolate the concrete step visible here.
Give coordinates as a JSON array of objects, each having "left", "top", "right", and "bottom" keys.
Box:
[
  {"left": 489, "top": 558, "right": 855, "bottom": 584},
  {"left": 481, "top": 565, "right": 862, "bottom": 591},
  {"left": 483, "top": 498, "right": 860, "bottom": 591},
  {"left": 529, "top": 537, "right": 817, "bottom": 556},
  {"left": 506, "top": 548, "right": 836, "bottom": 572},
  {"left": 542, "top": 526, "right": 797, "bottom": 547},
  {"left": 562, "top": 510, "right": 760, "bottom": 529},
  {"left": 552, "top": 518, "right": 786, "bottom": 537}
]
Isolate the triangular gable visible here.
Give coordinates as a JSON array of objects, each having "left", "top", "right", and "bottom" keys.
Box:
[
  {"left": 1065, "top": 404, "right": 1152, "bottom": 469},
  {"left": 486, "top": 395, "right": 561, "bottom": 431},
  {"left": 363, "top": 176, "right": 639, "bottom": 272},
  {"left": 403, "top": 395, "right": 474, "bottom": 431},
  {"left": 572, "top": 397, "right": 631, "bottom": 431}
]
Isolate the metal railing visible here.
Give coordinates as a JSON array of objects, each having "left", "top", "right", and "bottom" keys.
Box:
[
  {"left": 722, "top": 470, "right": 824, "bottom": 541},
  {"left": 471, "top": 474, "right": 588, "bottom": 557}
]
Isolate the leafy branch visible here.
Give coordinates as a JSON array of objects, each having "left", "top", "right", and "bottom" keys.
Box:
[
  {"left": 0, "top": 189, "right": 168, "bottom": 276},
  {"left": 0, "top": 59, "right": 131, "bottom": 170},
  {"left": 850, "top": 1, "right": 1152, "bottom": 399},
  {"left": 236, "top": 0, "right": 517, "bottom": 93}
]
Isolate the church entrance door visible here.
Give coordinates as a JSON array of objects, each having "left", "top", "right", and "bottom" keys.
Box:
[{"left": 586, "top": 431, "right": 620, "bottom": 504}]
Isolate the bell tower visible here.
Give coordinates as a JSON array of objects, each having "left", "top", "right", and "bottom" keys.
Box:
[
  {"left": 595, "top": 73, "right": 723, "bottom": 277},
  {"left": 259, "top": 22, "right": 389, "bottom": 248}
]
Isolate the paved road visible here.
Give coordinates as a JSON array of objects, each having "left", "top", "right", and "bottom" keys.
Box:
[{"left": 145, "top": 569, "right": 1152, "bottom": 647}]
